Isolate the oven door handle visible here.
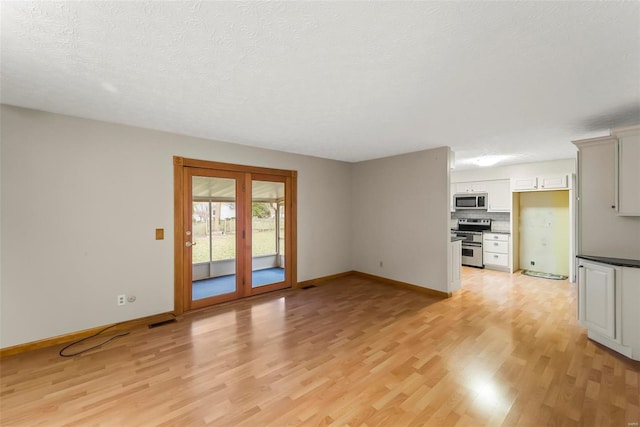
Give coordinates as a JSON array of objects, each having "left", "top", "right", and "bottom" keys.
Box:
[{"left": 461, "top": 242, "right": 482, "bottom": 247}]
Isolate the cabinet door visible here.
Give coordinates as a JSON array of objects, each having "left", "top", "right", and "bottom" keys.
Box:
[
  {"left": 485, "top": 240, "right": 509, "bottom": 254},
  {"left": 618, "top": 133, "right": 640, "bottom": 216},
  {"left": 484, "top": 252, "right": 509, "bottom": 267},
  {"left": 483, "top": 233, "right": 509, "bottom": 242},
  {"left": 578, "top": 260, "right": 616, "bottom": 339},
  {"left": 512, "top": 177, "right": 538, "bottom": 191},
  {"left": 456, "top": 181, "right": 487, "bottom": 193},
  {"left": 455, "top": 182, "right": 469, "bottom": 193},
  {"left": 539, "top": 175, "right": 567, "bottom": 190},
  {"left": 487, "top": 180, "right": 511, "bottom": 211},
  {"left": 577, "top": 138, "right": 622, "bottom": 255},
  {"left": 449, "top": 241, "right": 461, "bottom": 291},
  {"left": 450, "top": 183, "right": 456, "bottom": 212},
  {"left": 470, "top": 181, "right": 488, "bottom": 193}
]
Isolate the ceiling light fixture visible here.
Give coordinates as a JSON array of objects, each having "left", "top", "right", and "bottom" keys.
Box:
[{"left": 474, "top": 155, "right": 510, "bottom": 167}]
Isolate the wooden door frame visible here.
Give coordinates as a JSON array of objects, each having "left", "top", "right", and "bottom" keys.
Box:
[
  {"left": 246, "top": 173, "right": 292, "bottom": 298},
  {"left": 185, "top": 167, "right": 246, "bottom": 310},
  {"left": 173, "top": 156, "right": 298, "bottom": 315}
]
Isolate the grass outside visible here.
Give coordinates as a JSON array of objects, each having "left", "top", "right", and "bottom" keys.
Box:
[{"left": 192, "top": 230, "right": 278, "bottom": 263}]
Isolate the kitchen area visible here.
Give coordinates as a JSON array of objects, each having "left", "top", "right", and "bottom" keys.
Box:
[
  {"left": 449, "top": 180, "right": 515, "bottom": 274},
  {"left": 571, "top": 125, "right": 640, "bottom": 361},
  {"left": 448, "top": 159, "right": 576, "bottom": 284},
  {"left": 447, "top": 123, "right": 640, "bottom": 361}
]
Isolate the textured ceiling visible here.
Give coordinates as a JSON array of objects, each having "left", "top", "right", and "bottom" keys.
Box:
[{"left": 1, "top": 1, "right": 639, "bottom": 168}]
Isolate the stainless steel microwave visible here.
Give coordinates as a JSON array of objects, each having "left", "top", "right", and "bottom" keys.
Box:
[{"left": 454, "top": 193, "right": 487, "bottom": 210}]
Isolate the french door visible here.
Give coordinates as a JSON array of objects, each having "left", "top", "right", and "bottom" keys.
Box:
[{"left": 174, "top": 157, "right": 296, "bottom": 313}]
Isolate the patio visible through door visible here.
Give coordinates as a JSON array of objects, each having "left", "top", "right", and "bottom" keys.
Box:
[{"left": 173, "top": 157, "right": 296, "bottom": 314}]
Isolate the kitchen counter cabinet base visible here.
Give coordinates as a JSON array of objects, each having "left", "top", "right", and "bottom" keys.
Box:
[
  {"left": 577, "top": 258, "right": 640, "bottom": 361},
  {"left": 483, "top": 232, "right": 511, "bottom": 273}
]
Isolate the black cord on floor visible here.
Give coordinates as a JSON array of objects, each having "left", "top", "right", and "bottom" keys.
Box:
[{"left": 59, "top": 323, "right": 129, "bottom": 358}]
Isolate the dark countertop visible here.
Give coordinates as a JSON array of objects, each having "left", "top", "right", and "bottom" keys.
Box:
[
  {"left": 577, "top": 255, "right": 640, "bottom": 268},
  {"left": 451, "top": 229, "right": 510, "bottom": 235}
]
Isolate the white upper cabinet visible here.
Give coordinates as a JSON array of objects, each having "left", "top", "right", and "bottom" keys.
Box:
[
  {"left": 486, "top": 180, "right": 511, "bottom": 212},
  {"left": 455, "top": 181, "right": 488, "bottom": 194},
  {"left": 539, "top": 175, "right": 568, "bottom": 190},
  {"left": 512, "top": 175, "right": 568, "bottom": 192},
  {"left": 511, "top": 176, "right": 538, "bottom": 191},
  {"left": 574, "top": 126, "right": 640, "bottom": 218},
  {"left": 452, "top": 180, "right": 510, "bottom": 211},
  {"left": 615, "top": 127, "right": 640, "bottom": 216},
  {"left": 574, "top": 135, "right": 633, "bottom": 256}
]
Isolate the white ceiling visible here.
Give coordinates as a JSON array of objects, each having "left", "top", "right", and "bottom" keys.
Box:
[{"left": 2, "top": 1, "right": 639, "bottom": 169}]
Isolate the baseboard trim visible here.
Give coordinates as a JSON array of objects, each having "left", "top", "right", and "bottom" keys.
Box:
[
  {"left": 296, "top": 271, "right": 356, "bottom": 288},
  {"left": 0, "top": 312, "right": 176, "bottom": 358},
  {"left": 3, "top": 272, "right": 447, "bottom": 357},
  {"left": 353, "top": 271, "right": 451, "bottom": 299}
]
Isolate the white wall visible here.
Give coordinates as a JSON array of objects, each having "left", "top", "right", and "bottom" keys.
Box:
[
  {"left": 451, "top": 158, "right": 575, "bottom": 183},
  {"left": 351, "top": 147, "right": 450, "bottom": 292},
  {"left": 0, "top": 105, "right": 353, "bottom": 348},
  {"left": 519, "top": 191, "right": 570, "bottom": 275}
]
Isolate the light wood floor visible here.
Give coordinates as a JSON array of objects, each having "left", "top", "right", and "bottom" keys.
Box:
[{"left": 2, "top": 268, "right": 639, "bottom": 426}]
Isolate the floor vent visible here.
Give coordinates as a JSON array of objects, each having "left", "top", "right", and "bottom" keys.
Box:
[
  {"left": 148, "top": 319, "right": 177, "bottom": 329},
  {"left": 301, "top": 285, "right": 317, "bottom": 290}
]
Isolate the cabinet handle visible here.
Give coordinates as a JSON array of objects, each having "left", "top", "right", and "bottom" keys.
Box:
[
  {"left": 578, "top": 265, "right": 584, "bottom": 268},
  {"left": 611, "top": 205, "right": 616, "bottom": 209}
]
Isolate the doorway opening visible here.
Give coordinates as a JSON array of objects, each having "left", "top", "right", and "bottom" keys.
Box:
[
  {"left": 513, "top": 190, "right": 571, "bottom": 279},
  {"left": 174, "top": 157, "right": 297, "bottom": 314}
]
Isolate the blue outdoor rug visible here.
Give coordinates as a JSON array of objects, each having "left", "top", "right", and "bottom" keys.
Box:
[{"left": 192, "top": 267, "right": 285, "bottom": 300}]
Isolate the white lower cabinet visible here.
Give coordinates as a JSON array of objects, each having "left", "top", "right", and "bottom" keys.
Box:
[
  {"left": 450, "top": 183, "right": 456, "bottom": 213},
  {"left": 578, "top": 260, "right": 616, "bottom": 340},
  {"left": 449, "top": 240, "right": 461, "bottom": 292},
  {"left": 577, "top": 258, "right": 640, "bottom": 361},
  {"left": 483, "top": 233, "right": 510, "bottom": 271}
]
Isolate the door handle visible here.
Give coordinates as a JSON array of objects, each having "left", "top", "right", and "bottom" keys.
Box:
[{"left": 185, "top": 241, "right": 197, "bottom": 247}]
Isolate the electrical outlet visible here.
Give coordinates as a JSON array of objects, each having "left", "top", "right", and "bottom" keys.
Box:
[
  {"left": 379, "top": 261, "right": 383, "bottom": 268},
  {"left": 117, "top": 294, "right": 126, "bottom": 306},
  {"left": 127, "top": 295, "right": 136, "bottom": 303},
  {"left": 531, "top": 261, "right": 535, "bottom": 266}
]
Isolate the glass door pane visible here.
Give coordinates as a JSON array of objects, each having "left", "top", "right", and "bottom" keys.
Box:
[
  {"left": 192, "top": 201, "right": 211, "bottom": 265},
  {"left": 251, "top": 180, "right": 285, "bottom": 288},
  {"left": 191, "top": 175, "right": 238, "bottom": 302}
]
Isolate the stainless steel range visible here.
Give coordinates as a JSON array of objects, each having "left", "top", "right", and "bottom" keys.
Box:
[{"left": 451, "top": 219, "right": 491, "bottom": 268}]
